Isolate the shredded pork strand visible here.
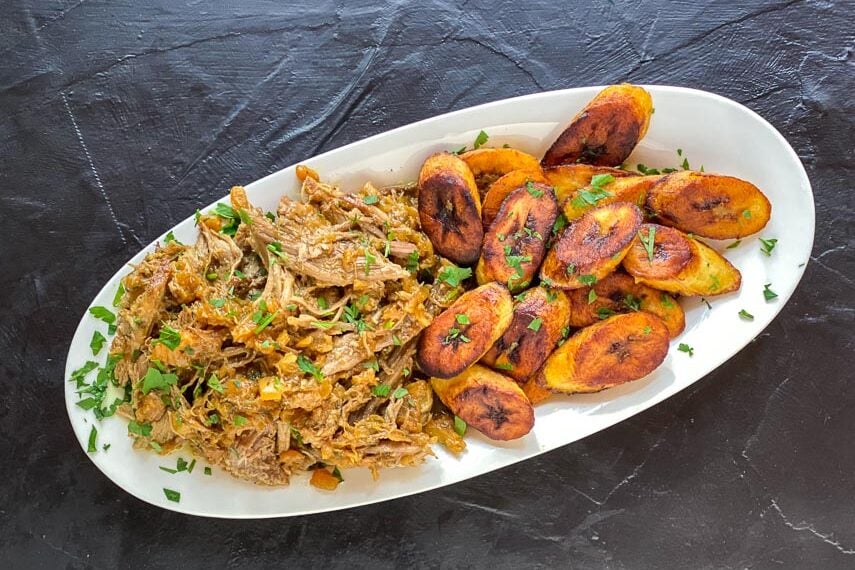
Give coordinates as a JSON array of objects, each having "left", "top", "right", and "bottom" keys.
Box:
[{"left": 110, "top": 177, "right": 465, "bottom": 486}]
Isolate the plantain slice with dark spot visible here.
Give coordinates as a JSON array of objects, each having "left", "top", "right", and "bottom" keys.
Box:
[
  {"left": 481, "top": 286, "right": 571, "bottom": 383},
  {"left": 562, "top": 175, "right": 661, "bottom": 221},
  {"left": 622, "top": 223, "right": 741, "bottom": 296},
  {"left": 544, "top": 164, "right": 633, "bottom": 203},
  {"left": 540, "top": 202, "right": 643, "bottom": 289},
  {"left": 482, "top": 169, "right": 547, "bottom": 229},
  {"left": 646, "top": 171, "right": 772, "bottom": 239},
  {"left": 565, "top": 271, "right": 685, "bottom": 338},
  {"left": 431, "top": 364, "right": 534, "bottom": 440},
  {"left": 460, "top": 148, "right": 542, "bottom": 197},
  {"left": 418, "top": 152, "right": 483, "bottom": 265},
  {"left": 416, "top": 282, "right": 513, "bottom": 379},
  {"left": 476, "top": 182, "right": 558, "bottom": 292},
  {"left": 535, "top": 311, "right": 670, "bottom": 394},
  {"left": 542, "top": 84, "right": 654, "bottom": 167}
]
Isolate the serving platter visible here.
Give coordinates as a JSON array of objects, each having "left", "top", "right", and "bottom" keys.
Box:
[{"left": 65, "top": 85, "right": 814, "bottom": 518}]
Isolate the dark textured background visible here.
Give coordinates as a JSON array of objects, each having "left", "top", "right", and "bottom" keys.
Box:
[{"left": 1, "top": 0, "right": 853, "bottom": 568}]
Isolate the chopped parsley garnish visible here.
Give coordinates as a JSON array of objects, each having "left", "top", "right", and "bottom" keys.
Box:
[
  {"left": 742, "top": 209, "right": 752, "bottom": 219},
  {"left": 265, "top": 211, "right": 276, "bottom": 222},
  {"left": 495, "top": 362, "right": 514, "bottom": 371},
  {"left": 206, "top": 272, "right": 218, "bottom": 280},
  {"left": 88, "top": 306, "right": 116, "bottom": 325},
  {"left": 155, "top": 325, "right": 181, "bottom": 350},
  {"left": 332, "top": 466, "right": 344, "bottom": 482},
  {"left": 437, "top": 265, "right": 472, "bottom": 287},
  {"left": 473, "top": 130, "right": 489, "bottom": 149},
  {"left": 87, "top": 425, "right": 98, "bottom": 453},
  {"left": 738, "top": 309, "right": 754, "bottom": 321},
  {"left": 204, "top": 467, "right": 212, "bottom": 476},
  {"left": 206, "top": 413, "right": 220, "bottom": 426},
  {"left": 233, "top": 269, "right": 246, "bottom": 279},
  {"left": 590, "top": 173, "right": 615, "bottom": 188},
  {"left": 363, "top": 248, "right": 377, "bottom": 275},
  {"left": 763, "top": 283, "right": 778, "bottom": 301},
  {"left": 233, "top": 415, "right": 248, "bottom": 427},
  {"left": 252, "top": 307, "right": 277, "bottom": 335},
  {"left": 596, "top": 307, "right": 616, "bottom": 319},
  {"left": 642, "top": 325, "right": 652, "bottom": 335},
  {"left": 362, "top": 194, "right": 379, "bottom": 205},
  {"left": 343, "top": 303, "right": 371, "bottom": 334},
  {"left": 578, "top": 274, "right": 597, "bottom": 286},
  {"left": 214, "top": 203, "right": 241, "bottom": 236},
  {"left": 372, "top": 383, "right": 391, "bottom": 397},
  {"left": 638, "top": 226, "right": 656, "bottom": 262},
  {"left": 443, "top": 324, "right": 471, "bottom": 345},
  {"left": 546, "top": 289, "right": 558, "bottom": 303},
  {"left": 453, "top": 415, "right": 467, "bottom": 436},
  {"left": 456, "top": 314, "right": 471, "bottom": 325},
  {"left": 623, "top": 294, "right": 641, "bottom": 311},
  {"left": 514, "top": 291, "right": 528, "bottom": 302},
  {"left": 141, "top": 367, "right": 178, "bottom": 394},
  {"left": 209, "top": 298, "right": 226, "bottom": 308},
  {"left": 726, "top": 240, "right": 742, "bottom": 249},
  {"left": 528, "top": 317, "right": 543, "bottom": 332},
  {"left": 587, "top": 289, "right": 598, "bottom": 304},
  {"left": 637, "top": 163, "right": 660, "bottom": 175},
  {"left": 503, "top": 245, "right": 532, "bottom": 286},
  {"left": 565, "top": 262, "right": 576, "bottom": 275},
  {"left": 392, "top": 387, "right": 409, "bottom": 399},
  {"left": 290, "top": 427, "right": 304, "bottom": 447},
  {"left": 392, "top": 334, "right": 402, "bottom": 346},
  {"left": 660, "top": 293, "right": 675, "bottom": 309},
  {"left": 267, "top": 241, "right": 287, "bottom": 260},
  {"left": 526, "top": 181, "right": 544, "bottom": 198},
  {"left": 678, "top": 343, "right": 694, "bottom": 356},
  {"left": 163, "top": 488, "right": 181, "bottom": 503},
  {"left": 112, "top": 283, "right": 125, "bottom": 307},
  {"left": 297, "top": 355, "right": 324, "bottom": 382},
  {"left": 237, "top": 209, "right": 252, "bottom": 226},
  {"left": 207, "top": 374, "right": 225, "bottom": 394},
  {"left": 90, "top": 331, "right": 106, "bottom": 355},
  {"left": 759, "top": 237, "right": 778, "bottom": 256},
  {"left": 406, "top": 251, "right": 420, "bottom": 274},
  {"left": 364, "top": 359, "right": 380, "bottom": 372},
  {"left": 164, "top": 230, "right": 182, "bottom": 245},
  {"left": 317, "top": 297, "right": 329, "bottom": 311},
  {"left": 552, "top": 213, "right": 568, "bottom": 236},
  {"left": 128, "top": 420, "right": 152, "bottom": 437}
]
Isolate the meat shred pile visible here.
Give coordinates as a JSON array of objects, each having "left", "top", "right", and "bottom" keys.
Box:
[{"left": 110, "top": 177, "right": 465, "bottom": 485}]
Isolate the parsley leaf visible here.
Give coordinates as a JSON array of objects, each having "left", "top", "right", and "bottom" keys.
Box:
[
  {"left": 638, "top": 226, "right": 656, "bottom": 262},
  {"left": 90, "top": 331, "right": 106, "bottom": 355},
  {"left": 437, "top": 265, "right": 472, "bottom": 287},
  {"left": 141, "top": 367, "right": 178, "bottom": 394},
  {"left": 526, "top": 180, "right": 544, "bottom": 198},
  {"left": 453, "top": 416, "right": 467, "bottom": 436},
  {"left": 112, "top": 283, "right": 125, "bottom": 307},
  {"left": 89, "top": 306, "right": 116, "bottom": 325},
  {"left": 678, "top": 343, "right": 694, "bottom": 356},
  {"left": 473, "top": 130, "right": 489, "bottom": 149},
  {"left": 363, "top": 194, "right": 379, "bottom": 205},
  {"left": 587, "top": 289, "right": 598, "bottom": 304},
  {"left": 456, "top": 314, "right": 471, "bottom": 325},
  {"left": 233, "top": 415, "right": 247, "bottom": 427},
  {"left": 763, "top": 283, "right": 778, "bottom": 301},
  {"left": 156, "top": 325, "right": 181, "bottom": 350},
  {"left": 393, "top": 387, "right": 409, "bottom": 399},
  {"left": 738, "top": 309, "right": 754, "bottom": 320},
  {"left": 163, "top": 488, "right": 181, "bottom": 503},
  {"left": 372, "top": 383, "right": 391, "bottom": 397},
  {"left": 87, "top": 425, "right": 98, "bottom": 453},
  {"left": 297, "top": 355, "right": 324, "bottom": 382},
  {"left": 207, "top": 374, "right": 224, "bottom": 394},
  {"left": 128, "top": 420, "right": 152, "bottom": 437},
  {"left": 726, "top": 240, "right": 742, "bottom": 249},
  {"left": 406, "top": 251, "right": 420, "bottom": 274},
  {"left": 528, "top": 317, "right": 543, "bottom": 332},
  {"left": 578, "top": 274, "right": 597, "bottom": 286},
  {"left": 759, "top": 237, "right": 777, "bottom": 256}
]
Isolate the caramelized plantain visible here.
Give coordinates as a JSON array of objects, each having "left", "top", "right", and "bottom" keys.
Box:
[
  {"left": 535, "top": 312, "right": 669, "bottom": 394},
  {"left": 646, "top": 171, "right": 772, "bottom": 239},
  {"left": 477, "top": 182, "right": 558, "bottom": 291},
  {"left": 542, "top": 84, "right": 654, "bottom": 167},
  {"left": 540, "top": 202, "right": 643, "bottom": 289},
  {"left": 460, "top": 148, "right": 542, "bottom": 196},
  {"left": 431, "top": 364, "right": 534, "bottom": 440},
  {"left": 544, "top": 164, "right": 633, "bottom": 203},
  {"left": 418, "top": 152, "right": 483, "bottom": 265},
  {"left": 416, "top": 282, "right": 513, "bottom": 379},
  {"left": 481, "top": 169, "right": 547, "bottom": 228},
  {"left": 521, "top": 376, "right": 554, "bottom": 405},
  {"left": 622, "top": 223, "right": 741, "bottom": 296},
  {"left": 481, "top": 286, "right": 571, "bottom": 383},
  {"left": 562, "top": 175, "right": 661, "bottom": 221},
  {"left": 565, "top": 271, "right": 685, "bottom": 338}
]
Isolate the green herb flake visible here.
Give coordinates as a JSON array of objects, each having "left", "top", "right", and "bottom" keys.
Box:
[
  {"left": 187, "top": 459, "right": 197, "bottom": 473},
  {"left": 726, "top": 240, "right": 742, "bottom": 249},
  {"left": 596, "top": 307, "right": 616, "bottom": 320},
  {"left": 267, "top": 241, "right": 287, "bottom": 260},
  {"left": 642, "top": 325, "right": 652, "bottom": 335},
  {"left": 637, "top": 163, "right": 660, "bottom": 175},
  {"left": 578, "top": 274, "right": 597, "bottom": 286},
  {"left": 738, "top": 309, "right": 755, "bottom": 321},
  {"left": 128, "top": 420, "right": 152, "bottom": 438},
  {"left": 590, "top": 173, "right": 616, "bottom": 188},
  {"left": 156, "top": 325, "right": 181, "bottom": 351},
  {"left": 763, "top": 283, "right": 778, "bottom": 301},
  {"left": 332, "top": 466, "right": 344, "bottom": 482},
  {"left": 233, "top": 415, "right": 248, "bottom": 427},
  {"left": 112, "top": 283, "right": 125, "bottom": 307},
  {"left": 90, "top": 330, "right": 107, "bottom": 355},
  {"left": 473, "top": 130, "right": 489, "bottom": 149},
  {"left": 364, "top": 359, "right": 380, "bottom": 373},
  {"left": 552, "top": 213, "right": 568, "bottom": 236},
  {"left": 526, "top": 181, "right": 544, "bottom": 198},
  {"left": 392, "top": 334, "right": 402, "bottom": 346},
  {"left": 660, "top": 293, "right": 675, "bottom": 309},
  {"left": 372, "top": 383, "right": 391, "bottom": 397},
  {"left": 623, "top": 294, "right": 641, "bottom": 311},
  {"left": 209, "top": 298, "right": 226, "bottom": 308},
  {"left": 297, "top": 355, "right": 324, "bottom": 382},
  {"left": 141, "top": 367, "right": 178, "bottom": 394},
  {"left": 742, "top": 209, "right": 752, "bottom": 219},
  {"left": 163, "top": 488, "right": 181, "bottom": 503},
  {"left": 160, "top": 466, "right": 178, "bottom": 474},
  {"left": 87, "top": 425, "right": 98, "bottom": 453},
  {"left": 207, "top": 374, "right": 225, "bottom": 394},
  {"left": 317, "top": 297, "right": 329, "bottom": 311},
  {"left": 437, "top": 265, "right": 472, "bottom": 287},
  {"left": 587, "top": 289, "right": 598, "bottom": 304},
  {"left": 528, "top": 317, "right": 543, "bottom": 332},
  {"left": 456, "top": 314, "right": 471, "bottom": 325},
  {"left": 363, "top": 194, "right": 379, "bottom": 205},
  {"left": 88, "top": 306, "right": 116, "bottom": 325},
  {"left": 678, "top": 343, "right": 694, "bottom": 356},
  {"left": 495, "top": 362, "right": 514, "bottom": 371},
  {"left": 204, "top": 467, "right": 212, "bottom": 476},
  {"left": 453, "top": 415, "right": 467, "bottom": 436},
  {"left": 638, "top": 226, "right": 656, "bottom": 262},
  {"left": 164, "top": 230, "right": 182, "bottom": 245},
  {"left": 149, "top": 441, "right": 162, "bottom": 453},
  {"left": 759, "top": 237, "right": 778, "bottom": 256},
  {"left": 253, "top": 311, "right": 278, "bottom": 334},
  {"left": 392, "top": 387, "right": 409, "bottom": 399}
]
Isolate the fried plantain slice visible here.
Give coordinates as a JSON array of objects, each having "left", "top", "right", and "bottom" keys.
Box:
[
  {"left": 481, "top": 286, "right": 571, "bottom": 383},
  {"left": 646, "top": 171, "right": 772, "bottom": 239},
  {"left": 565, "top": 271, "right": 685, "bottom": 338},
  {"left": 431, "top": 364, "right": 534, "bottom": 440},
  {"left": 460, "top": 148, "right": 542, "bottom": 197},
  {"left": 418, "top": 152, "right": 483, "bottom": 265},
  {"left": 416, "top": 282, "right": 513, "bottom": 379},
  {"left": 477, "top": 182, "right": 558, "bottom": 291},
  {"left": 622, "top": 223, "right": 741, "bottom": 296},
  {"left": 562, "top": 175, "right": 661, "bottom": 221},
  {"left": 544, "top": 164, "right": 633, "bottom": 203},
  {"left": 535, "top": 311, "right": 669, "bottom": 394},
  {"left": 521, "top": 376, "right": 554, "bottom": 405},
  {"left": 540, "top": 202, "right": 643, "bottom": 289},
  {"left": 481, "top": 169, "right": 547, "bottom": 229},
  {"left": 542, "top": 84, "right": 654, "bottom": 167}
]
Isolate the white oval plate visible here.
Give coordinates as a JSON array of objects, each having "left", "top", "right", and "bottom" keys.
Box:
[{"left": 65, "top": 85, "right": 814, "bottom": 518}]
